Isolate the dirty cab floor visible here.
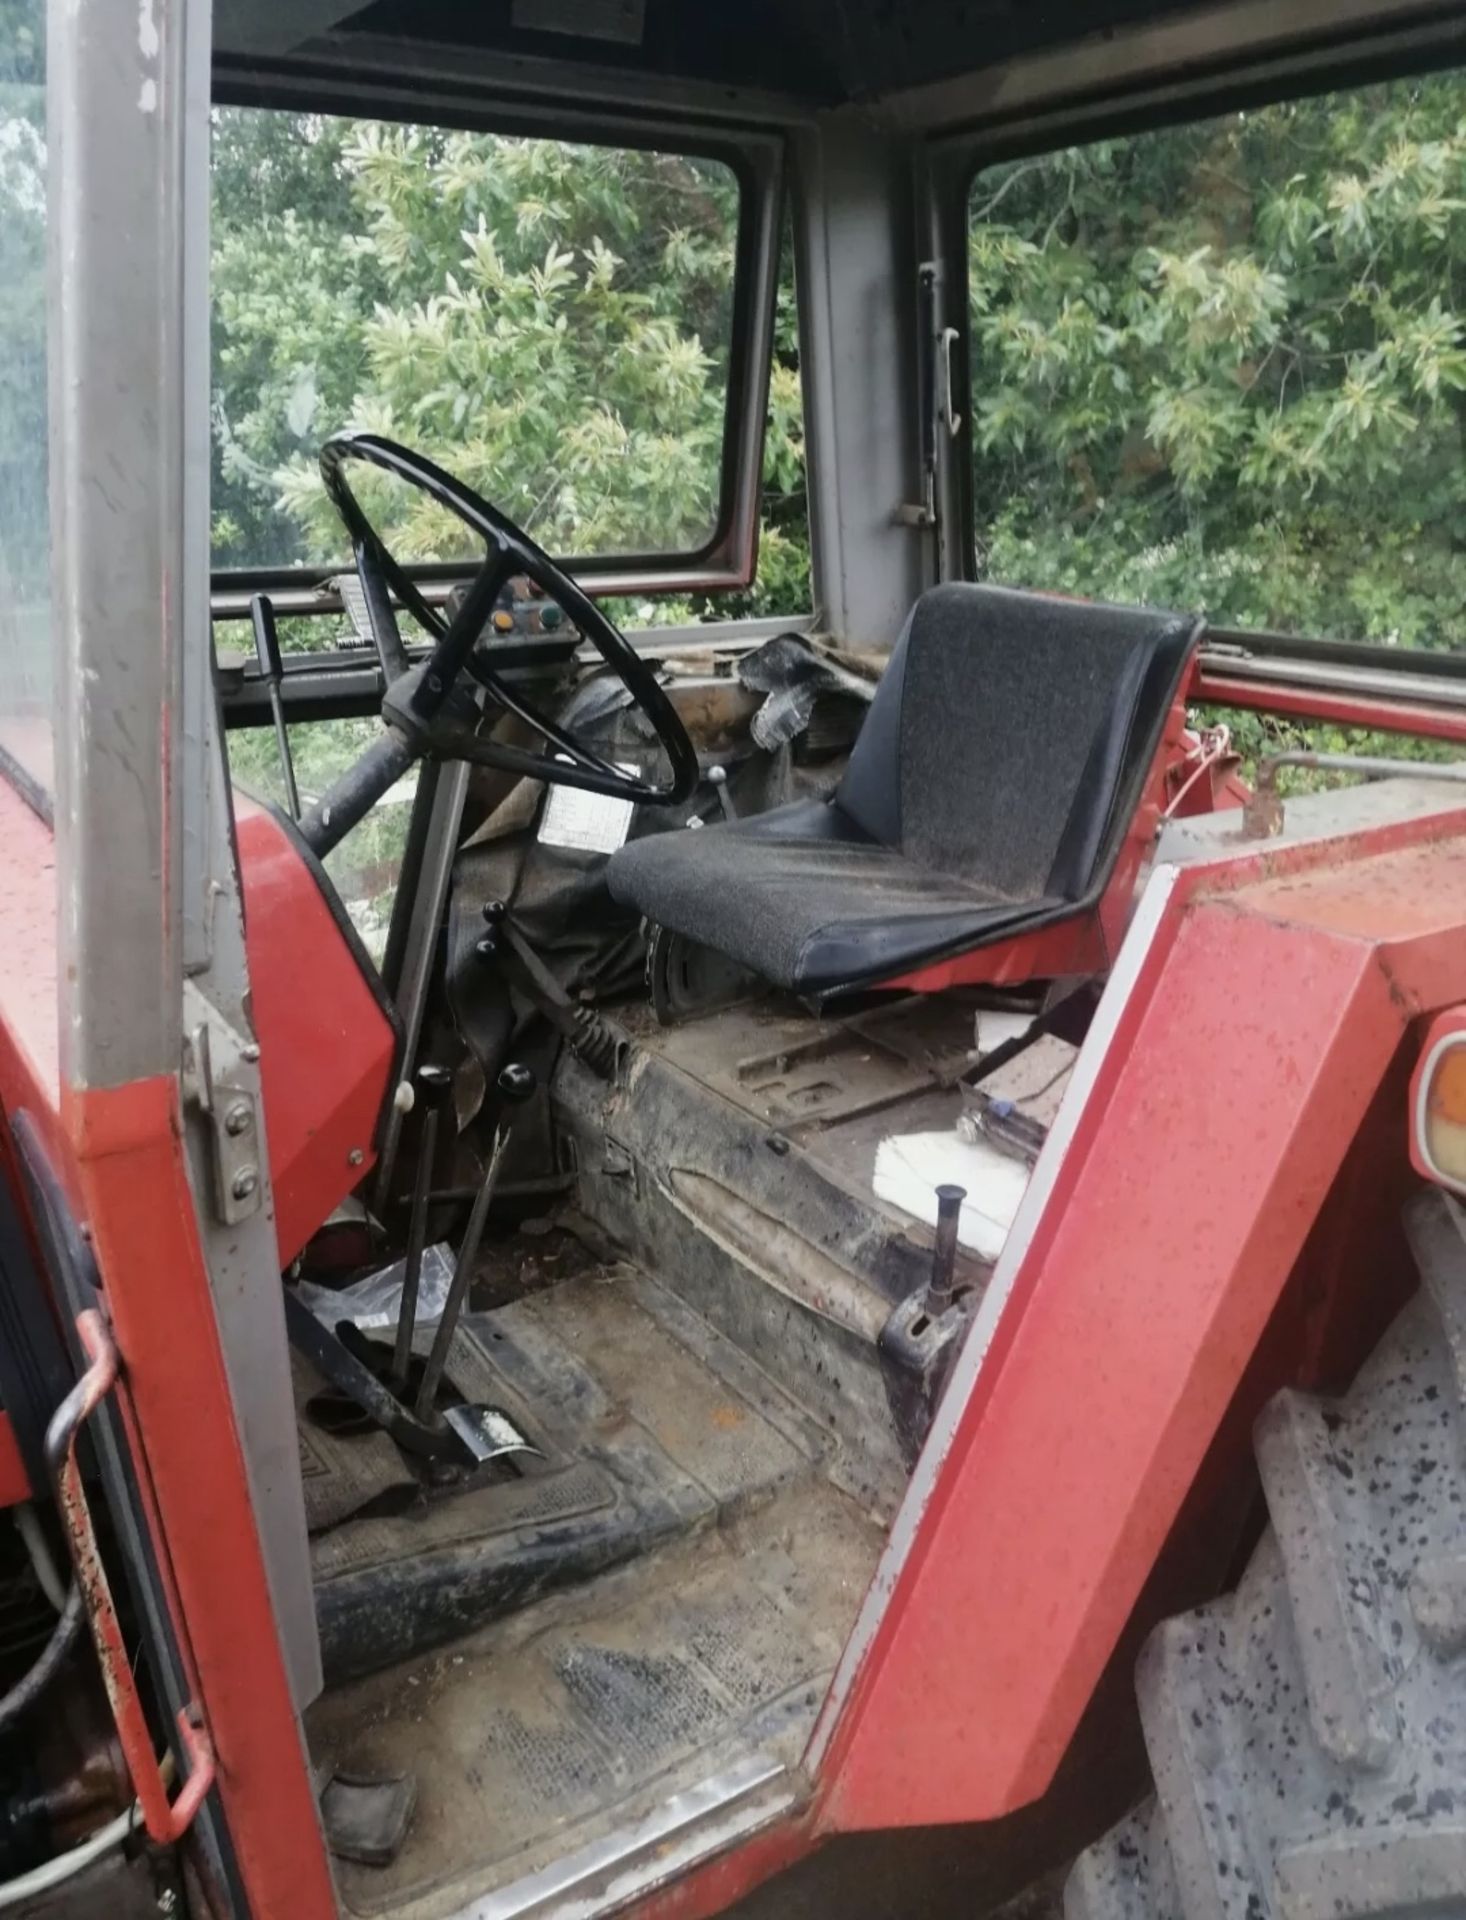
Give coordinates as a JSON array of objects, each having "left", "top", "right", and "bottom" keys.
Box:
[
  {"left": 305, "top": 1265, "right": 882, "bottom": 1916},
  {"left": 300, "top": 1261, "right": 850, "bottom": 1682}
]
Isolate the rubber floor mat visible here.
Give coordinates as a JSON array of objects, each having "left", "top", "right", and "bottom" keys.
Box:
[
  {"left": 308, "top": 1478, "right": 883, "bottom": 1918},
  {"left": 307, "top": 1268, "right": 833, "bottom": 1682}
]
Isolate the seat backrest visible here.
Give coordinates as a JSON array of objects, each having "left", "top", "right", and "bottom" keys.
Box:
[{"left": 836, "top": 583, "right": 1198, "bottom": 903}]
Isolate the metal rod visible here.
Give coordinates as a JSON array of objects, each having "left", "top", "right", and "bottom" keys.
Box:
[
  {"left": 391, "top": 1065, "right": 452, "bottom": 1388},
  {"left": 1243, "top": 748, "right": 1466, "bottom": 838},
  {"left": 47, "top": 1312, "right": 216, "bottom": 1844},
  {"left": 1200, "top": 646, "right": 1466, "bottom": 711},
  {"left": 371, "top": 757, "right": 472, "bottom": 1211},
  {"left": 414, "top": 1125, "right": 509, "bottom": 1422},
  {"left": 249, "top": 594, "right": 301, "bottom": 820},
  {"left": 926, "top": 1184, "right": 965, "bottom": 1316},
  {"left": 380, "top": 757, "right": 441, "bottom": 1000}
]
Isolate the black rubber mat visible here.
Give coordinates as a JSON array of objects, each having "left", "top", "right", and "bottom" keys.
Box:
[
  {"left": 309, "top": 1479, "right": 883, "bottom": 1918},
  {"left": 305, "top": 1268, "right": 834, "bottom": 1682}
]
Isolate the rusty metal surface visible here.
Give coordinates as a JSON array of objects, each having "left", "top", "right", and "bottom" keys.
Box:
[
  {"left": 56, "top": 1084, "right": 337, "bottom": 1918},
  {"left": 46, "top": 1310, "right": 216, "bottom": 1847}
]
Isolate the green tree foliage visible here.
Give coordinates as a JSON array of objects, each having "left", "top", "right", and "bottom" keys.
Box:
[
  {"left": 217, "top": 73, "right": 1466, "bottom": 874},
  {"left": 211, "top": 107, "right": 810, "bottom": 924},
  {"left": 968, "top": 73, "right": 1466, "bottom": 651},
  {"left": 211, "top": 107, "right": 807, "bottom": 594}
]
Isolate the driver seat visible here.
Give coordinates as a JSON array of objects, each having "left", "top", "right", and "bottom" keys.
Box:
[{"left": 606, "top": 584, "right": 1201, "bottom": 1001}]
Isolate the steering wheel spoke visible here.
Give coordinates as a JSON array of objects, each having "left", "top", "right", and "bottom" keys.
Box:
[{"left": 352, "top": 532, "right": 414, "bottom": 683}]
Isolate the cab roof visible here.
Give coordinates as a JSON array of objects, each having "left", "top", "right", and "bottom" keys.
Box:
[{"left": 213, "top": 0, "right": 1219, "bottom": 110}]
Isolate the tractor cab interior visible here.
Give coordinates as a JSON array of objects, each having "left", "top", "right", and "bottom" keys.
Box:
[
  {"left": 230, "top": 425, "right": 1205, "bottom": 1911},
  {"left": 7, "top": 0, "right": 1456, "bottom": 1912},
  {"left": 190, "top": 5, "right": 1271, "bottom": 1904}
]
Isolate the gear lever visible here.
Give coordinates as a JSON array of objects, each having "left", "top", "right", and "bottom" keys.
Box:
[
  {"left": 414, "top": 1063, "right": 536, "bottom": 1422},
  {"left": 391, "top": 1063, "right": 453, "bottom": 1389}
]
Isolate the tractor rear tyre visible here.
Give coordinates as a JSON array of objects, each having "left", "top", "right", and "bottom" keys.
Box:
[{"left": 1068, "top": 1187, "right": 1466, "bottom": 1920}]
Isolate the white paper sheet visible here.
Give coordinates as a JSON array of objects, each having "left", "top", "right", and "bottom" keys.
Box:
[
  {"left": 537, "top": 771, "right": 637, "bottom": 854},
  {"left": 873, "top": 1128, "right": 1032, "bottom": 1262}
]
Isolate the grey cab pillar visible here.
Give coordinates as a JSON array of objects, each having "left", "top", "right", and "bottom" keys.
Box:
[
  {"left": 48, "top": 0, "right": 322, "bottom": 1706},
  {"left": 793, "top": 110, "right": 932, "bottom": 652}
]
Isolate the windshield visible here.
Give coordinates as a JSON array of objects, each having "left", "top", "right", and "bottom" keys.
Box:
[{"left": 211, "top": 108, "right": 741, "bottom": 576}]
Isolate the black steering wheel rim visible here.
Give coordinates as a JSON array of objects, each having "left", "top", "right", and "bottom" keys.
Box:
[{"left": 319, "top": 431, "right": 699, "bottom": 808}]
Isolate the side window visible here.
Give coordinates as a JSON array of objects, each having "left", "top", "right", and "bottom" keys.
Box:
[
  {"left": 0, "top": 1, "right": 50, "bottom": 796},
  {"left": 967, "top": 73, "right": 1466, "bottom": 652}
]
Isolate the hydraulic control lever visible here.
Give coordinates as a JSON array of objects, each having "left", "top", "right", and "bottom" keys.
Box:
[
  {"left": 284, "top": 1067, "right": 539, "bottom": 1464},
  {"left": 249, "top": 593, "right": 301, "bottom": 820},
  {"left": 415, "top": 1063, "right": 537, "bottom": 1422}
]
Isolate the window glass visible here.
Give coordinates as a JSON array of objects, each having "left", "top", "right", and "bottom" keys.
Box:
[
  {"left": 226, "top": 713, "right": 416, "bottom": 962},
  {"left": 968, "top": 73, "right": 1466, "bottom": 650},
  {"left": 211, "top": 109, "right": 740, "bottom": 573},
  {"left": 0, "top": 0, "right": 50, "bottom": 793}
]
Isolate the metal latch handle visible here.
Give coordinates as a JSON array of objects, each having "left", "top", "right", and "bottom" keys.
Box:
[{"left": 46, "top": 1309, "right": 216, "bottom": 1844}]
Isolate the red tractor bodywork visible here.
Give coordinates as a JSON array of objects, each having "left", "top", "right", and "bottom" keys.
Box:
[
  {"left": 235, "top": 801, "right": 397, "bottom": 1264},
  {"left": 7, "top": 741, "right": 1466, "bottom": 1917}
]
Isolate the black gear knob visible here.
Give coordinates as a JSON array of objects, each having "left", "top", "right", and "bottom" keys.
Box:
[
  {"left": 415, "top": 1062, "right": 453, "bottom": 1111},
  {"left": 496, "top": 1062, "right": 537, "bottom": 1105}
]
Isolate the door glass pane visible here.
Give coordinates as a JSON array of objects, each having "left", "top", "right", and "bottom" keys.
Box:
[{"left": 0, "top": 0, "right": 49, "bottom": 795}]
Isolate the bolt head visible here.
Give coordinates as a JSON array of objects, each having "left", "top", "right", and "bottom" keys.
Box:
[
  {"left": 497, "top": 1062, "right": 537, "bottom": 1104},
  {"left": 347, "top": 1147, "right": 365, "bottom": 1167},
  {"left": 224, "top": 1101, "right": 252, "bottom": 1137},
  {"left": 230, "top": 1168, "right": 259, "bottom": 1202}
]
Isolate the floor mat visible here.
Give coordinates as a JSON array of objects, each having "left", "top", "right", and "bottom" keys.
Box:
[
  {"left": 306, "top": 1268, "right": 834, "bottom": 1681},
  {"left": 308, "top": 1480, "right": 883, "bottom": 1918}
]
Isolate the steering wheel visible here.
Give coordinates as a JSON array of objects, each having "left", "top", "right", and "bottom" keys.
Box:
[{"left": 297, "top": 433, "right": 699, "bottom": 858}]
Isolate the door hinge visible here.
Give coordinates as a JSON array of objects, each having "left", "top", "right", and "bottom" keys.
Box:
[{"left": 182, "top": 983, "right": 264, "bottom": 1225}]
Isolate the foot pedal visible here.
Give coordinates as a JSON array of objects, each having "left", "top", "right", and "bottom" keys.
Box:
[
  {"left": 443, "top": 1403, "right": 541, "bottom": 1464},
  {"left": 319, "top": 1768, "right": 417, "bottom": 1868}
]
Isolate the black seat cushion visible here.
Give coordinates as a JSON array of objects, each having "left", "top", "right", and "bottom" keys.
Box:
[
  {"left": 612, "top": 795, "right": 1057, "bottom": 992},
  {"left": 607, "top": 585, "right": 1199, "bottom": 998}
]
